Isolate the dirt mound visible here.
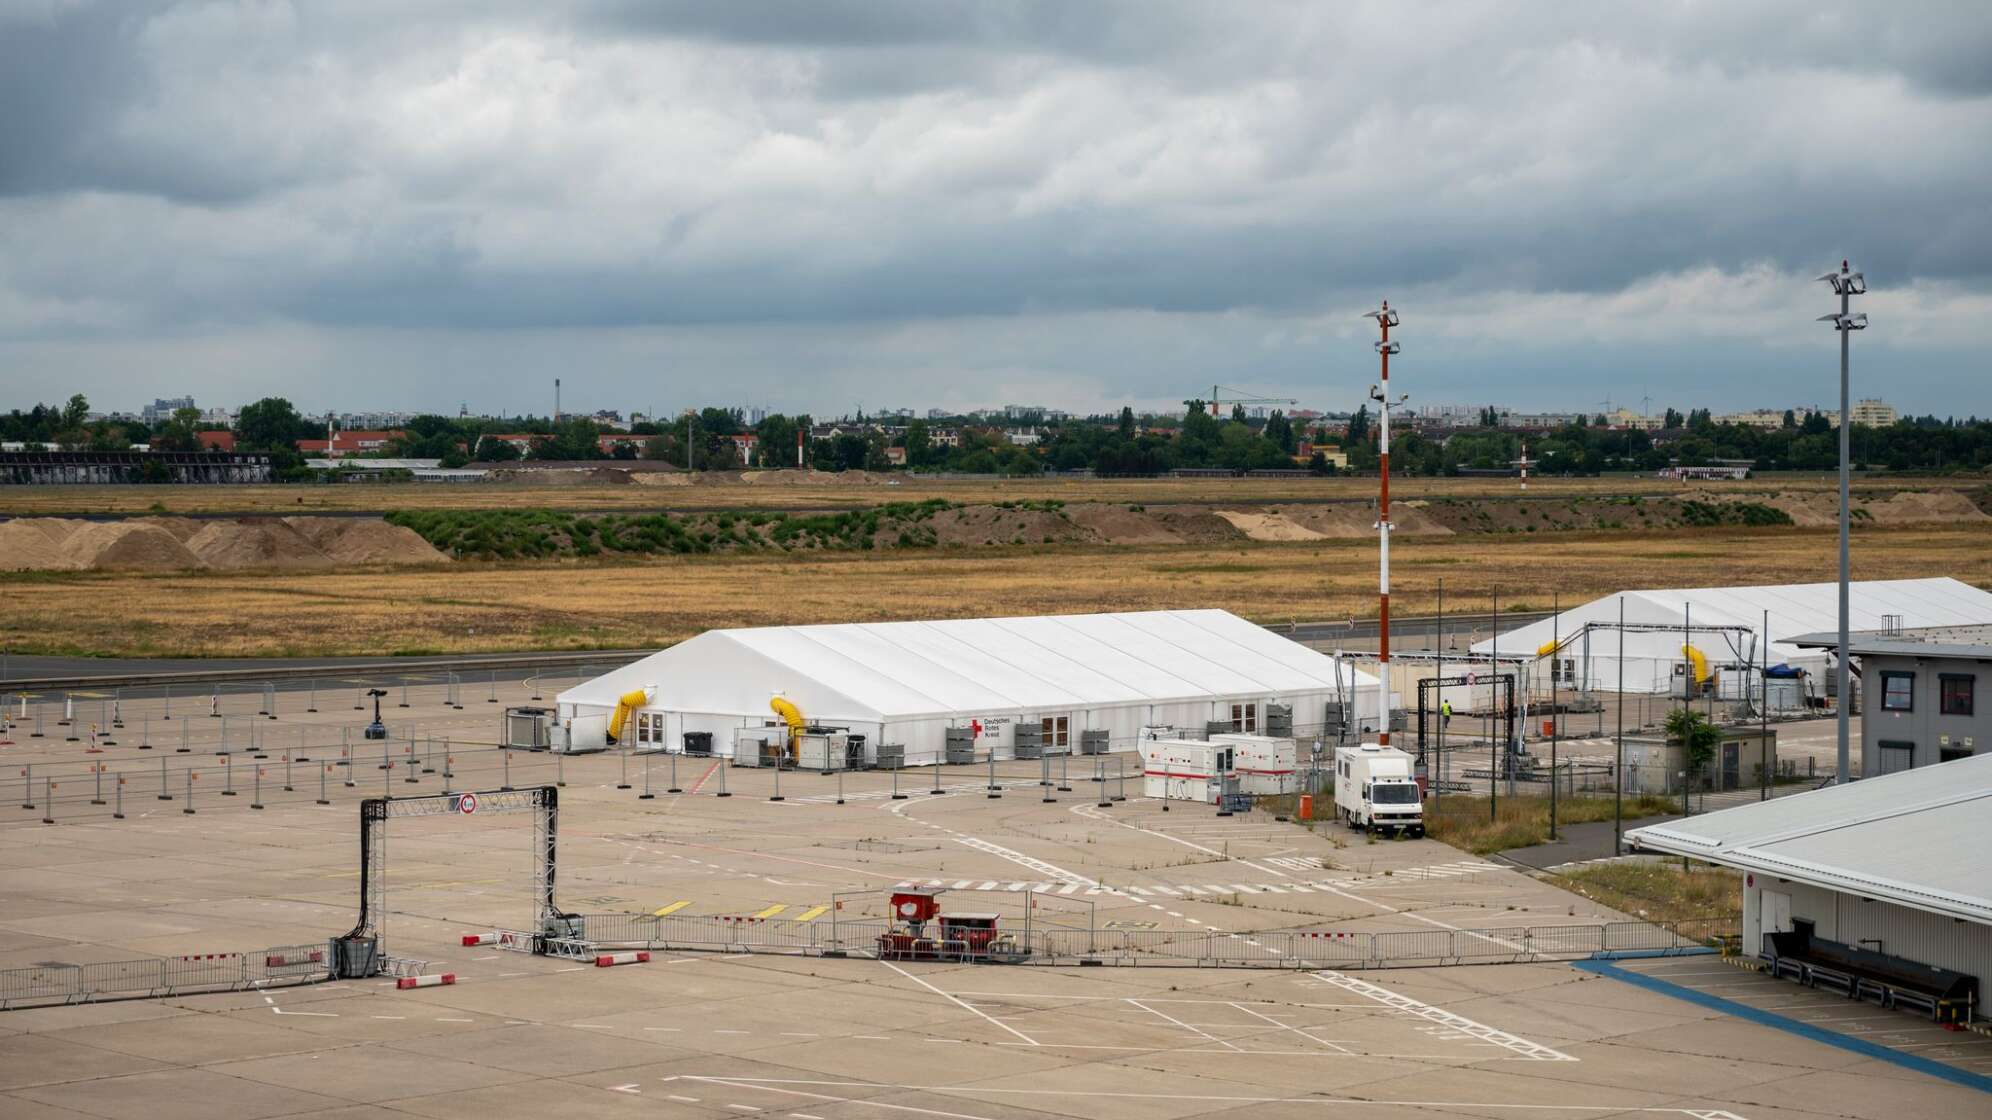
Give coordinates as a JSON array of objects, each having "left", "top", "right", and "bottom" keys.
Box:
[
  {"left": 65, "top": 522, "right": 206, "bottom": 570},
  {"left": 186, "top": 519, "right": 336, "bottom": 570},
  {"left": 1275, "top": 502, "right": 1456, "bottom": 537},
  {"left": 630, "top": 471, "right": 694, "bottom": 486},
  {"left": 1062, "top": 504, "right": 1184, "bottom": 544},
  {"left": 928, "top": 506, "right": 1090, "bottom": 546},
  {"left": 0, "top": 519, "right": 79, "bottom": 570},
  {"left": 740, "top": 469, "right": 890, "bottom": 486},
  {"left": 491, "top": 466, "right": 636, "bottom": 486},
  {"left": 1150, "top": 509, "right": 1247, "bottom": 543},
  {"left": 1215, "top": 510, "right": 1326, "bottom": 541},
  {"left": 1712, "top": 489, "right": 1990, "bottom": 528},
  {"left": 282, "top": 517, "right": 446, "bottom": 565}
]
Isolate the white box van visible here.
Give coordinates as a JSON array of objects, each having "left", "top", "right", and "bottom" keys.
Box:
[{"left": 1334, "top": 744, "right": 1424, "bottom": 836}]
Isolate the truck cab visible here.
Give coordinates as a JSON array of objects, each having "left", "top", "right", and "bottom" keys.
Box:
[{"left": 1334, "top": 744, "right": 1425, "bottom": 837}]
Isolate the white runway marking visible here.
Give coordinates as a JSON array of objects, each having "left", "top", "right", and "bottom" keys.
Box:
[
  {"left": 877, "top": 959, "right": 1038, "bottom": 1045},
  {"left": 1309, "top": 971, "right": 1575, "bottom": 1061},
  {"left": 682, "top": 1076, "right": 1750, "bottom": 1117}
]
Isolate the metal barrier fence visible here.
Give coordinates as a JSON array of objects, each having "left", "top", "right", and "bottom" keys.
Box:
[
  {"left": 0, "top": 942, "right": 329, "bottom": 1009},
  {"left": 570, "top": 912, "right": 1717, "bottom": 969}
]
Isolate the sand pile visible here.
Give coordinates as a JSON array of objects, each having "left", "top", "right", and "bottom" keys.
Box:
[
  {"left": 631, "top": 472, "right": 694, "bottom": 487},
  {"left": 1061, "top": 504, "right": 1183, "bottom": 544},
  {"left": 1276, "top": 502, "right": 1456, "bottom": 537},
  {"left": 928, "top": 506, "right": 1089, "bottom": 546},
  {"left": 740, "top": 469, "right": 890, "bottom": 486},
  {"left": 0, "top": 516, "right": 447, "bottom": 572},
  {"left": 185, "top": 520, "right": 333, "bottom": 570},
  {"left": 65, "top": 522, "right": 206, "bottom": 570},
  {"left": 1214, "top": 511, "right": 1326, "bottom": 541}
]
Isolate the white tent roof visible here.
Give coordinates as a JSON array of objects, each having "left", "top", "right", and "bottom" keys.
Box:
[
  {"left": 1627, "top": 753, "right": 1992, "bottom": 924},
  {"left": 560, "top": 609, "right": 1378, "bottom": 724},
  {"left": 1471, "top": 578, "right": 1992, "bottom": 668}
]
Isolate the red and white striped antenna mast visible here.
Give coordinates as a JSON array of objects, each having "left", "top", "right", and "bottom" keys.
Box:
[{"left": 1363, "top": 301, "right": 1405, "bottom": 750}]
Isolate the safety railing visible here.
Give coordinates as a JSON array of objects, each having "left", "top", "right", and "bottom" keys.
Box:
[
  {"left": 565, "top": 912, "right": 1720, "bottom": 969},
  {"left": 0, "top": 942, "right": 333, "bottom": 1010}
]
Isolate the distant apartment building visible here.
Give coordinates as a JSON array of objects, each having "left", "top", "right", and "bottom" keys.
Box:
[
  {"left": 142, "top": 396, "right": 196, "bottom": 423},
  {"left": 926, "top": 408, "right": 952, "bottom": 420},
  {"left": 1848, "top": 398, "right": 1898, "bottom": 427},
  {"left": 335, "top": 411, "right": 414, "bottom": 430},
  {"left": 927, "top": 427, "right": 961, "bottom": 449},
  {"left": 596, "top": 434, "right": 647, "bottom": 455}
]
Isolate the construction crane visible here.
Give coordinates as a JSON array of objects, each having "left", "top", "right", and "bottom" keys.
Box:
[{"left": 1202, "top": 384, "right": 1299, "bottom": 417}]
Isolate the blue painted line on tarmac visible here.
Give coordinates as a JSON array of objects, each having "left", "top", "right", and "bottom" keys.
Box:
[
  {"left": 1591, "top": 947, "right": 1717, "bottom": 960},
  {"left": 1572, "top": 958, "right": 1992, "bottom": 1095}
]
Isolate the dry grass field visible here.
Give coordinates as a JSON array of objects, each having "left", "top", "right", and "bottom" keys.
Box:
[
  {"left": 5, "top": 522, "right": 1987, "bottom": 658},
  {"left": 0, "top": 470, "right": 1968, "bottom": 516}
]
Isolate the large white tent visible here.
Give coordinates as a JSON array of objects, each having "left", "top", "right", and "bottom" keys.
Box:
[
  {"left": 1472, "top": 577, "right": 1992, "bottom": 696},
  {"left": 556, "top": 609, "right": 1382, "bottom": 760}
]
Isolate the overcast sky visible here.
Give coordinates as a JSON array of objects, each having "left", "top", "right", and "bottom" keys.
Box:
[{"left": 2, "top": 1, "right": 1988, "bottom": 420}]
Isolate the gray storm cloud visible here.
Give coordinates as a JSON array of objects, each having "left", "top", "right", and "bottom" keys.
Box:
[{"left": 0, "top": 0, "right": 1987, "bottom": 415}]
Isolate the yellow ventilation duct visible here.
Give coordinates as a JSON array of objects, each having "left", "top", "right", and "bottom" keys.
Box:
[
  {"left": 1681, "top": 645, "right": 1710, "bottom": 685},
  {"left": 607, "top": 688, "right": 650, "bottom": 745},
  {"left": 770, "top": 696, "right": 805, "bottom": 760}
]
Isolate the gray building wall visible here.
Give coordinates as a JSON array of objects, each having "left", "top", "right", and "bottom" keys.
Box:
[
  {"left": 1860, "top": 650, "right": 1989, "bottom": 775},
  {"left": 1744, "top": 877, "right": 1992, "bottom": 988}
]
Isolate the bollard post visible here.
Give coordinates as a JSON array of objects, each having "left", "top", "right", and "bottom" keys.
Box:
[
  {"left": 891, "top": 757, "right": 905, "bottom": 799},
  {"left": 987, "top": 749, "right": 1001, "bottom": 799},
  {"left": 252, "top": 766, "right": 264, "bottom": 810},
  {"left": 114, "top": 776, "right": 125, "bottom": 819},
  {"left": 284, "top": 750, "right": 294, "bottom": 791},
  {"left": 221, "top": 754, "right": 236, "bottom": 796},
  {"left": 667, "top": 751, "right": 680, "bottom": 794},
  {"left": 184, "top": 770, "right": 196, "bottom": 814},
  {"left": 770, "top": 757, "right": 783, "bottom": 802},
  {"left": 639, "top": 752, "right": 654, "bottom": 799},
  {"left": 93, "top": 762, "right": 105, "bottom": 805},
  {"left": 318, "top": 762, "right": 330, "bottom": 805},
  {"left": 502, "top": 745, "right": 513, "bottom": 792},
  {"left": 21, "top": 764, "right": 33, "bottom": 808},
  {"left": 716, "top": 758, "right": 731, "bottom": 797},
  {"left": 932, "top": 754, "right": 943, "bottom": 795},
  {"left": 42, "top": 778, "right": 53, "bottom": 825},
  {"left": 404, "top": 742, "right": 419, "bottom": 784},
  {"left": 159, "top": 757, "right": 172, "bottom": 800},
  {"left": 618, "top": 747, "right": 631, "bottom": 791},
  {"left": 61, "top": 691, "right": 72, "bottom": 726}
]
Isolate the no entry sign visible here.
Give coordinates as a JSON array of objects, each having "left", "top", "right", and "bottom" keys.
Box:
[{"left": 457, "top": 793, "right": 478, "bottom": 815}]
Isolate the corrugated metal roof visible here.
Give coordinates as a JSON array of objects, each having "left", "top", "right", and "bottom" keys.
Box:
[
  {"left": 560, "top": 609, "right": 1378, "bottom": 721},
  {"left": 1626, "top": 753, "right": 1992, "bottom": 924}
]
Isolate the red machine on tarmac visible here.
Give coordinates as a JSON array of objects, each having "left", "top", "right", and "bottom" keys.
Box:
[{"left": 875, "top": 887, "right": 1023, "bottom": 962}]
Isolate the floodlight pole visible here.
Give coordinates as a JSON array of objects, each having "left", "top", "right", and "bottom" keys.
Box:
[
  {"left": 1817, "top": 260, "right": 1866, "bottom": 785},
  {"left": 1364, "top": 301, "right": 1404, "bottom": 765}
]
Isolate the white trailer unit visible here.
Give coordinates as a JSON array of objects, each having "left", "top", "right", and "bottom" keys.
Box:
[
  {"left": 1210, "top": 733, "right": 1297, "bottom": 795},
  {"left": 1139, "top": 738, "right": 1235, "bottom": 803},
  {"left": 1334, "top": 744, "right": 1424, "bottom": 835}
]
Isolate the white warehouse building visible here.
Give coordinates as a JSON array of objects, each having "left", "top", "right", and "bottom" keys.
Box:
[
  {"left": 1628, "top": 752, "right": 1991, "bottom": 1017},
  {"left": 555, "top": 609, "right": 1382, "bottom": 762},
  {"left": 1471, "top": 577, "right": 1992, "bottom": 697}
]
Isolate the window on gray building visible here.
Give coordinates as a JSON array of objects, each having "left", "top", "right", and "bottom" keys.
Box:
[
  {"left": 1939, "top": 745, "right": 1972, "bottom": 764},
  {"left": 1880, "top": 671, "right": 1914, "bottom": 712},
  {"left": 1876, "top": 740, "right": 1915, "bottom": 774},
  {"left": 1938, "top": 673, "right": 1974, "bottom": 716}
]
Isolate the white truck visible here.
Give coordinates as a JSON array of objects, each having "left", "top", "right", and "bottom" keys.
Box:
[{"left": 1334, "top": 744, "right": 1424, "bottom": 836}]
